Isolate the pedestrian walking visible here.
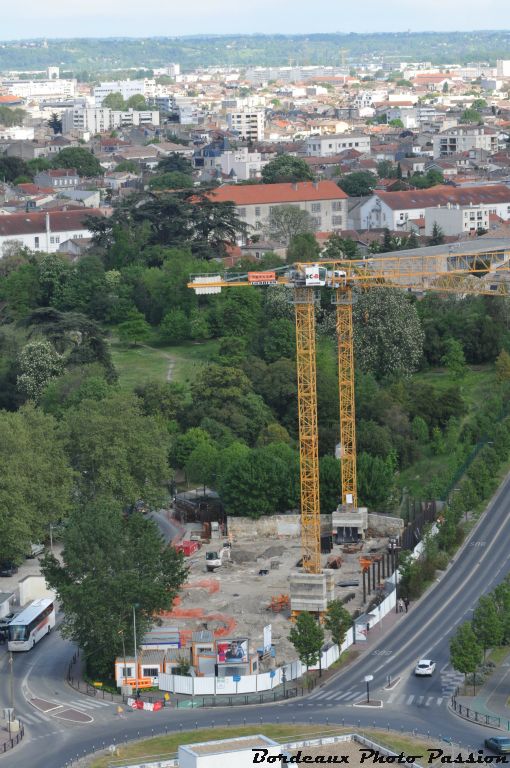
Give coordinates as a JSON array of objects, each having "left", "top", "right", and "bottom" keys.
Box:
[
  {"left": 403, "top": 597, "right": 409, "bottom": 613},
  {"left": 398, "top": 598, "right": 404, "bottom": 613}
]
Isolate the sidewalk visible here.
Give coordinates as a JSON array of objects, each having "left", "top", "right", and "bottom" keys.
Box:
[{"left": 453, "top": 651, "right": 510, "bottom": 726}]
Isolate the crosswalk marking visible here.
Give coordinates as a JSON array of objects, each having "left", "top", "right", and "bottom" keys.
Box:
[
  {"left": 426, "top": 696, "right": 435, "bottom": 706},
  {"left": 308, "top": 690, "right": 326, "bottom": 700},
  {"left": 436, "top": 697, "right": 443, "bottom": 706},
  {"left": 325, "top": 692, "right": 342, "bottom": 700},
  {"left": 67, "top": 699, "right": 111, "bottom": 710},
  {"left": 406, "top": 695, "right": 415, "bottom": 705},
  {"left": 386, "top": 693, "right": 396, "bottom": 703},
  {"left": 21, "top": 712, "right": 48, "bottom": 725},
  {"left": 417, "top": 696, "right": 424, "bottom": 705},
  {"left": 343, "top": 691, "right": 361, "bottom": 701}
]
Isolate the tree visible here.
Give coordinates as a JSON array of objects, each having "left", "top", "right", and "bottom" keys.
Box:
[
  {"left": 338, "top": 171, "right": 377, "bottom": 197},
  {"left": 0, "top": 156, "right": 31, "bottom": 183},
  {"left": 353, "top": 287, "right": 424, "bottom": 379},
  {"left": 325, "top": 599, "right": 352, "bottom": 648},
  {"left": 157, "top": 153, "right": 193, "bottom": 174},
  {"left": 450, "top": 621, "right": 483, "bottom": 691},
  {"left": 60, "top": 392, "right": 170, "bottom": 507},
  {"left": 17, "top": 340, "right": 64, "bottom": 402},
  {"left": 51, "top": 147, "right": 102, "bottom": 177},
  {"left": 126, "top": 94, "right": 147, "bottom": 110},
  {"left": 289, "top": 611, "right": 324, "bottom": 672},
  {"left": 149, "top": 171, "right": 193, "bottom": 190},
  {"left": 48, "top": 112, "right": 62, "bottom": 134},
  {"left": 441, "top": 338, "right": 467, "bottom": 380},
  {"left": 357, "top": 451, "right": 395, "bottom": 509},
  {"left": 261, "top": 154, "right": 314, "bottom": 184},
  {"left": 115, "top": 160, "right": 138, "bottom": 173},
  {"left": 159, "top": 308, "right": 190, "bottom": 344},
  {"left": 118, "top": 313, "right": 151, "bottom": 345},
  {"left": 0, "top": 106, "right": 26, "bottom": 127},
  {"left": 460, "top": 108, "right": 482, "bottom": 124},
  {"left": 266, "top": 205, "right": 314, "bottom": 245},
  {"left": 472, "top": 595, "right": 504, "bottom": 658},
  {"left": 495, "top": 349, "right": 510, "bottom": 385},
  {"left": 320, "top": 455, "right": 341, "bottom": 513},
  {"left": 322, "top": 234, "right": 359, "bottom": 260},
  {"left": 286, "top": 232, "right": 320, "bottom": 264},
  {"left": 0, "top": 405, "right": 73, "bottom": 564},
  {"left": 102, "top": 92, "right": 126, "bottom": 110},
  {"left": 41, "top": 501, "right": 188, "bottom": 678},
  {"left": 185, "top": 441, "right": 219, "bottom": 487}
]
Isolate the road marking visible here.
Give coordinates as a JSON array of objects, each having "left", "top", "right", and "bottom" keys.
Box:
[
  {"left": 324, "top": 691, "right": 343, "bottom": 700},
  {"left": 417, "top": 696, "right": 424, "bottom": 705},
  {"left": 343, "top": 691, "right": 361, "bottom": 701},
  {"left": 308, "top": 690, "right": 326, "bottom": 700},
  {"left": 386, "top": 693, "right": 396, "bottom": 703},
  {"left": 68, "top": 699, "right": 111, "bottom": 709},
  {"left": 426, "top": 696, "right": 435, "bottom": 706},
  {"left": 436, "top": 697, "right": 444, "bottom": 706},
  {"left": 406, "top": 695, "right": 415, "bottom": 705}
]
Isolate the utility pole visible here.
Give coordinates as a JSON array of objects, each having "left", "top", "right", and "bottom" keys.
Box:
[
  {"left": 132, "top": 605, "right": 138, "bottom": 698},
  {"left": 9, "top": 652, "right": 14, "bottom": 733}
]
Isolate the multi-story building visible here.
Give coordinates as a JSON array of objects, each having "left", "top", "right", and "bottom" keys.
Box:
[
  {"left": 209, "top": 181, "right": 348, "bottom": 237},
  {"left": 0, "top": 209, "right": 103, "bottom": 257},
  {"left": 34, "top": 168, "right": 80, "bottom": 187},
  {"left": 433, "top": 126, "right": 499, "bottom": 158},
  {"left": 424, "top": 203, "right": 491, "bottom": 236},
  {"left": 357, "top": 185, "right": 510, "bottom": 231},
  {"left": 217, "top": 148, "right": 268, "bottom": 181},
  {"left": 496, "top": 60, "right": 510, "bottom": 78},
  {"left": 93, "top": 79, "right": 156, "bottom": 106},
  {"left": 226, "top": 110, "right": 265, "bottom": 142},
  {"left": 62, "top": 107, "right": 159, "bottom": 135},
  {"left": 1, "top": 78, "right": 77, "bottom": 99},
  {"left": 306, "top": 133, "right": 371, "bottom": 157}
]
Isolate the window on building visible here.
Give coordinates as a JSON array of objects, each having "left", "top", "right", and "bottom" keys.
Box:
[
  {"left": 34, "top": 237, "right": 40, "bottom": 249},
  {"left": 332, "top": 216, "right": 343, "bottom": 226},
  {"left": 238, "top": 208, "right": 246, "bottom": 217},
  {"left": 122, "top": 667, "right": 133, "bottom": 678},
  {"left": 311, "top": 203, "right": 321, "bottom": 213},
  {"left": 332, "top": 201, "right": 342, "bottom": 211},
  {"left": 55, "top": 236, "right": 60, "bottom": 243},
  {"left": 142, "top": 667, "right": 159, "bottom": 678},
  {"left": 50, "top": 236, "right": 55, "bottom": 244},
  {"left": 255, "top": 207, "right": 261, "bottom": 217},
  {"left": 311, "top": 216, "right": 322, "bottom": 228}
]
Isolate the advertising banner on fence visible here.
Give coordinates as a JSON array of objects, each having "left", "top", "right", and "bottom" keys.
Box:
[{"left": 217, "top": 638, "right": 249, "bottom": 664}]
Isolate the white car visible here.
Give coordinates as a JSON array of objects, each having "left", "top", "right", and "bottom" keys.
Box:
[{"left": 414, "top": 659, "right": 436, "bottom": 676}]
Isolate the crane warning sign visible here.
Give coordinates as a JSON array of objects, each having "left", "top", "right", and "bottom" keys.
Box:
[{"left": 247, "top": 271, "right": 277, "bottom": 285}]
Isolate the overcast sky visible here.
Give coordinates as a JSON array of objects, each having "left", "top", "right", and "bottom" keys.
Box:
[{"left": 2, "top": 0, "right": 510, "bottom": 38}]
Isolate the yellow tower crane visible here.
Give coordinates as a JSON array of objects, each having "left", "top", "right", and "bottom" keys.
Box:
[{"left": 189, "top": 249, "right": 510, "bottom": 591}]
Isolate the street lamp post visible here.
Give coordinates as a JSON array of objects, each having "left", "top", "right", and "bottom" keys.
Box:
[
  {"left": 364, "top": 674, "right": 373, "bottom": 704},
  {"left": 132, "top": 605, "right": 139, "bottom": 698},
  {"left": 282, "top": 669, "right": 287, "bottom": 699},
  {"left": 8, "top": 652, "right": 14, "bottom": 733}
]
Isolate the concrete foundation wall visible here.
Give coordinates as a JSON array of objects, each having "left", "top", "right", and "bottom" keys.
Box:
[
  {"left": 227, "top": 514, "right": 332, "bottom": 538},
  {"left": 367, "top": 513, "right": 404, "bottom": 537}
]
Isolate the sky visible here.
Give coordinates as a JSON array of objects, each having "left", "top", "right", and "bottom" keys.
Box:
[{"left": 2, "top": 0, "right": 510, "bottom": 39}]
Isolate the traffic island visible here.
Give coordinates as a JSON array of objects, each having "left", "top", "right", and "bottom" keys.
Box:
[{"left": 352, "top": 698, "right": 383, "bottom": 708}]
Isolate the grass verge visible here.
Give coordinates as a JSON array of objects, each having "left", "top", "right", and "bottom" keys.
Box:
[{"left": 88, "top": 725, "right": 441, "bottom": 768}]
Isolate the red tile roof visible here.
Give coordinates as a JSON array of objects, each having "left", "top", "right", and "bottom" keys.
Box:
[
  {"left": 209, "top": 181, "right": 347, "bottom": 206},
  {"left": 0, "top": 209, "right": 103, "bottom": 238},
  {"left": 376, "top": 184, "right": 510, "bottom": 211}
]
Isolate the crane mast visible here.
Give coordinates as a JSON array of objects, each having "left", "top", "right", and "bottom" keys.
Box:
[
  {"left": 294, "top": 287, "right": 322, "bottom": 575},
  {"left": 335, "top": 288, "right": 357, "bottom": 508}
]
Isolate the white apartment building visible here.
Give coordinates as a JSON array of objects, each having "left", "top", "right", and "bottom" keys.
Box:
[
  {"left": 358, "top": 185, "right": 510, "bottom": 231},
  {"left": 424, "top": 204, "right": 491, "bottom": 237},
  {"left": 153, "top": 64, "right": 180, "bottom": 77},
  {"left": 0, "top": 126, "right": 34, "bottom": 141},
  {"left": 433, "top": 126, "right": 499, "bottom": 158},
  {"left": 226, "top": 110, "right": 265, "bottom": 142},
  {"left": 62, "top": 107, "right": 159, "bottom": 134},
  {"left": 306, "top": 133, "right": 371, "bottom": 157},
  {"left": 2, "top": 78, "right": 77, "bottom": 99},
  {"left": 209, "top": 181, "right": 348, "bottom": 237},
  {"left": 217, "top": 148, "right": 268, "bottom": 181},
  {"left": 93, "top": 79, "right": 156, "bottom": 106}
]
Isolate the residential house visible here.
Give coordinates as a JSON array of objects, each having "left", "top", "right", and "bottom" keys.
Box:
[
  {"left": 208, "top": 181, "right": 349, "bottom": 238},
  {"left": 424, "top": 203, "right": 491, "bottom": 236},
  {"left": 306, "top": 133, "right": 371, "bottom": 157},
  {"left": 357, "top": 185, "right": 510, "bottom": 231},
  {"left": 0, "top": 208, "right": 103, "bottom": 257},
  {"left": 34, "top": 169, "right": 80, "bottom": 189}
]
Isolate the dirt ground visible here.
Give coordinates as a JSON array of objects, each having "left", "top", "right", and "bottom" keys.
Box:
[{"left": 168, "top": 531, "right": 391, "bottom": 665}]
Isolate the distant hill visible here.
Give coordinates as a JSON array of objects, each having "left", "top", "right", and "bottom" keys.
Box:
[{"left": 0, "top": 32, "right": 510, "bottom": 75}]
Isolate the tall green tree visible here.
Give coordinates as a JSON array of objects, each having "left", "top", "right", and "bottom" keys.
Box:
[
  {"left": 289, "top": 611, "right": 324, "bottom": 671},
  {"left": 51, "top": 147, "right": 102, "bottom": 177},
  {"left": 472, "top": 595, "right": 504, "bottom": 658},
  {"left": 325, "top": 599, "right": 352, "bottom": 649},
  {"left": 0, "top": 405, "right": 73, "bottom": 563},
  {"left": 338, "top": 171, "right": 377, "bottom": 197},
  {"left": 441, "top": 338, "right": 467, "bottom": 380},
  {"left": 41, "top": 501, "right": 188, "bottom": 678},
  {"left": 60, "top": 392, "right": 170, "bottom": 507},
  {"left": 428, "top": 222, "right": 445, "bottom": 246},
  {"left": 261, "top": 154, "right": 314, "bottom": 183},
  {"left": 450, "top": 621, "right": 483, "bottom": 691}
]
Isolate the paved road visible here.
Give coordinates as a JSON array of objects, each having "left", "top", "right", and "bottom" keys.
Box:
[{"left": 2, "top": 474, "right": 510, "bottom": 767}]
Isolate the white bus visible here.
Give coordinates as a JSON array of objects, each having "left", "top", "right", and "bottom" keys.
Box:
[{"left": 7, "top": 598, "right": 55, "bottom": 651}]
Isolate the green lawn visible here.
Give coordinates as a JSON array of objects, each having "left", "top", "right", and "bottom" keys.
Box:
[
  {"left": 89, "top": 724, "right": 435, "bottom": 768},
  {"left": 109, "top": 339, "right": 219, "bottom": 391}
]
